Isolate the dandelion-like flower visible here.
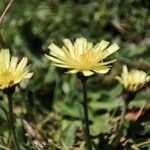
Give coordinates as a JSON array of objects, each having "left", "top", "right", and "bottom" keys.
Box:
[
  {"left": 0, "top": 49, "right": 33, "bottom": 89},
  {"left": 45, "top": 37, "right": 120, "bottom": 76},
  {"left": 116, "top": 65, "right": 150, "bottom": 92}
]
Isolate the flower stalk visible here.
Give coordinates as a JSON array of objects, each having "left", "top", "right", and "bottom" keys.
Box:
[
  {"left": 80, "top": 76, "right": 92, "bottom": 150},
  {"left": 119, "top": 99, "right": 127, "bottom": 130},
  {"left": 5, "top": 90, "right": 20, "bottom": 150},
  {"left": 112, "top": 91, "right": 136, "bottom": 147},
  {"left": 119, "top": 91, "right": 136, "bottom": 129}
]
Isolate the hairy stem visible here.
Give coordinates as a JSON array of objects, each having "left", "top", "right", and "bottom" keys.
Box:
[
  {"left": 112, "top": 99, "right": 128, "bottom": 147},
  {"left": 6, "top": 93, "right": 20, "bottom": 150},
  {"left": 81, "top": 78, "right": 92, "bottom": 150},
  {"left": 119, "top": 100, "right": 127, "bottom": 129}
]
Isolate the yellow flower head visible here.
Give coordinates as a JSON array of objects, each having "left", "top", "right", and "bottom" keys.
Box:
[
  {"left": 45, "top": 37, "right": 120, "bottom": 76},
  {"left": 0, "top": 49, "right": 33, "bottom": 89},
  {"left": 116, "top": 65, "right": 150, "bottom": 92}
]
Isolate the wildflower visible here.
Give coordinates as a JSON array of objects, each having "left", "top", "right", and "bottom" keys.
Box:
[
  {"left": 45, "top": 37, "right": 120, "bottom": 76},
  {"left": 116, "top": 65, "right": 150, "bottom": 92},
  {"left": 0, "top": 49, "right": 33, "bottom": 90}
]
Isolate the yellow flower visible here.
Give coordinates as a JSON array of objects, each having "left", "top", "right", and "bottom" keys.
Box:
[
  {"left": 116, "top": 65, "right": 150, "bottom": 92},
  {"left": 0, "top": 49, "right": 33, "bottom": 89},
  {"left": 45, "top": 37, "right": 120, "bottom": 76}
]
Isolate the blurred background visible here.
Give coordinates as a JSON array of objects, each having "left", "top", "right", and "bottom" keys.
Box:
[{"left": 0, "top": 0, "right": 150, "bottom": 149}]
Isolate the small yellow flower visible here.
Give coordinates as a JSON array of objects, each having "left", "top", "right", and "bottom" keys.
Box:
[
  {"left": 45, "top": 37, "right": 120, "bottom": 76},
  {"left": 0, "top": 49, "right": 33, "bottom": 89},
  {"left": 116, "top": 65, "right": 150, "bottom": 92}
]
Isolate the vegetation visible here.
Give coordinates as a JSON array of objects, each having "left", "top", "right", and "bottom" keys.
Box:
[{"left": 0, "top": 0, "right": 150, "bottom": 149}]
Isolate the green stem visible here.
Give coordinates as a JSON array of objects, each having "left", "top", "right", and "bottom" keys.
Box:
[
  {"left": 136, "top": 140, "right": 150, "bottom": 147},
  {"left": 0, "top": 144, "right": 11, "bottom": 150},
  {"left": 6, "top": 93, "right": 20, "bottom": 150},
  {"left": 112, "top": 99, "right": 128, "bottom": 147},
  {"left": 119, "top": 100, "right": 127, "bottom": 129},
  {"left": 81, "top": 79, "right": 92, "bottom": 150}
]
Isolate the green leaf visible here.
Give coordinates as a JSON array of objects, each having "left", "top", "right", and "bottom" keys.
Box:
[
  {"left": 90, "top": 113, "right": 110, "bottom": 135},
  {"left": 61, "top": 101, "right": 83, "bottom": 118},
  {"left": 60, "top": 123, "right": 76, "bottom": 149}
]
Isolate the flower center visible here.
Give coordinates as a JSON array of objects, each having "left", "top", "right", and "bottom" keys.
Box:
[{"left": 69, "top": 51, "right": 98, "bottom": 70}]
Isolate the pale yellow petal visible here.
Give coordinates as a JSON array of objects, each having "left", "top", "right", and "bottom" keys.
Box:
[
  {"left": 24, "top": 73, "right": 33, "bottom": 78},
  {"left": 102, "top": 43, "right": 120, "bottom": 59},
  {"left": 0, "top": 86, "right": 4, "bottom": 89},
  {"left": 13, "top": 77, "right": 22, "bottom": 84},
  {"left": 82, "top": 70, "right": 94, "bottom": 76},
  {"left": 10, "top": 56, "right": 18, "bottom": 71},
  {"left": 63, "top": 39, "right": 75, "bottom": 55},
  {"left": 53, "top": 63, "right": 71, "bottom": 68},
  {"left": 93, "top": 67, "right": 110, "bottom": 74},
  {"left": 48, "top": 43, "right": 65, "bottom": 57},
  {"left": 0, "top": 50, "right": 2, "bottom": 61},
  {"left": 0, "top": 49, "right": 8, "bottom": 61},
  {"left": 75, "top": 38, "right": 86, "bottom": 55},
  {"left": 66, "top": 69, "right": 78, "bottom": 74},
  {"left": 82, "top": 38, "right": 88, "bottom": 52},
  {"left": 97, "top": 59, "right": 116, "bottom": 66},
  {"left": 16, "top": 57, "right": 28, "bottom": 71},
  {"left": 1, "top": 49, "right": 10, "bottom": 69},
  {"left": 94, "top": 40, "right": 110, "bottom": 52},
  {"left": 13, "top": 71, "right": 32, "bottom": 84},
  {"left": 145, "top": 75, "right": 150, "bottom": 82},
  {"left": 45, "top": 54, "right": 65, "bottom": 64},
  {"left": 87, "top": 42, "right": 93, "bottom": 50},
  {"left": 63, "top": 39, "right": 74, "bottom": 50},
  {"left": 122, "top": 65, "right": 128, "bottom": 82}
]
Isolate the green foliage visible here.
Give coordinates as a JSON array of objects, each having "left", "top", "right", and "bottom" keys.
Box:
[
  {"left": 0, "top": 0, "right": 150, "bottom": 149},
  {"left": 60, "top": 123, "right": 76, "bottom": 148}
]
